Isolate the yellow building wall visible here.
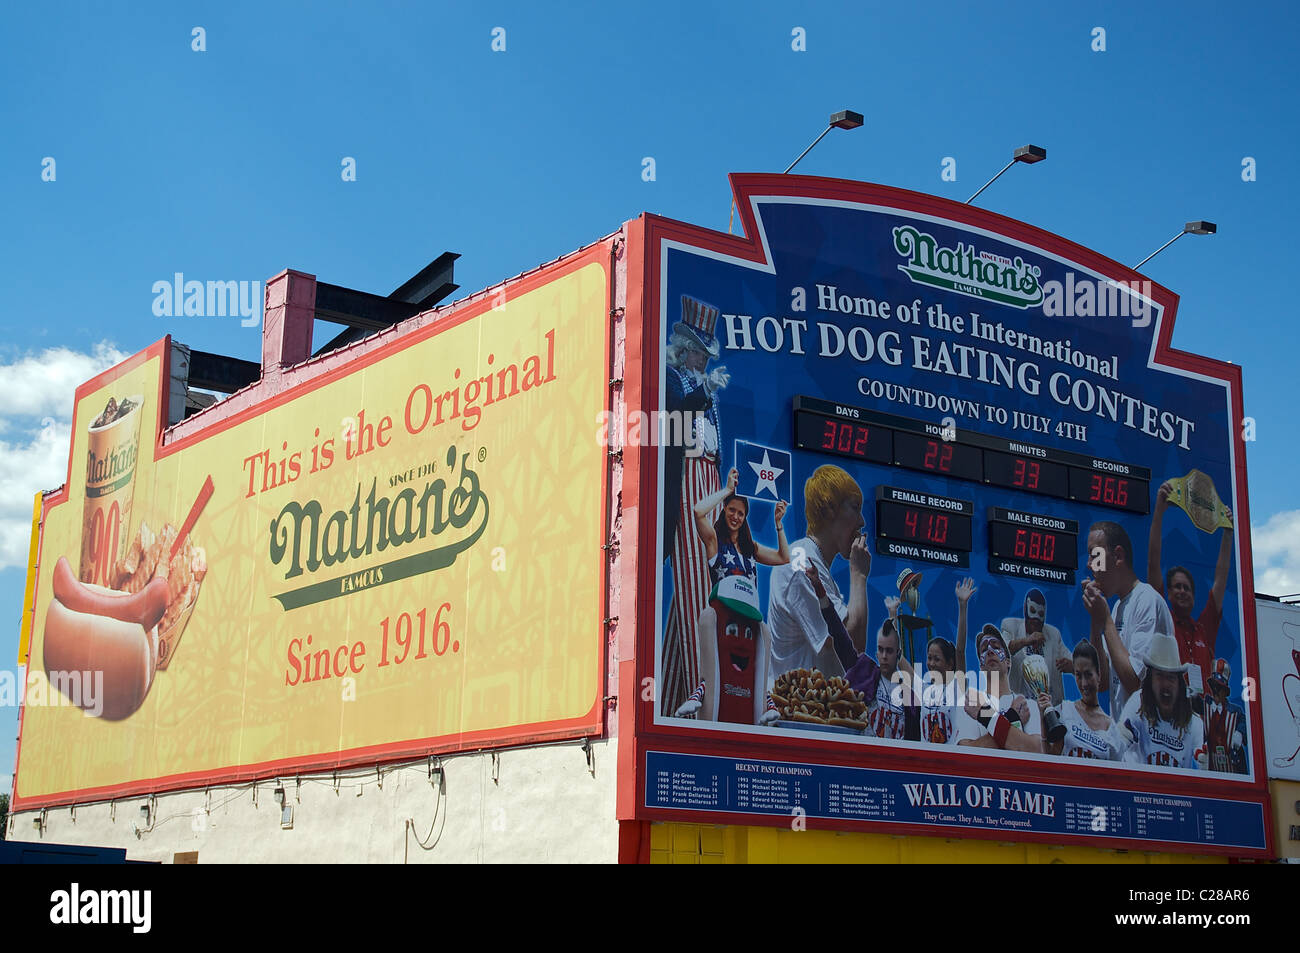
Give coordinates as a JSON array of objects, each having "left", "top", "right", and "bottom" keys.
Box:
[
  {"left": 649, "top": 822, "right": 1228, "bottom": 864},
  {"left": 1269, "top": 780, "right": 1300, "bottom": 860}
]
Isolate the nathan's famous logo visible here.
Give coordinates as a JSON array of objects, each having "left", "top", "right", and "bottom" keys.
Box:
[
  {"left": 267, "top": 445, "right": 489, "bottom": 609},
  {"left": 893, "top": 226, "right": 1043, "bottom": 309},
  {"left": 85, "top": 441, "right": 139, "bottom": 490}
]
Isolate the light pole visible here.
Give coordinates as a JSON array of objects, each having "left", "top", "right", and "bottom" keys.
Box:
[
  {"left": 783, "top": 110, "right": 865, "bottom": 173},
  {"left": 1134, "top": 221, "right": 1217, "bottom": 270},
  {"left": 966, "top": 144, "right": 1047, "bottom": 205},
  {"left": 729, "top": 110, "right": 863, "bottom": 233}
]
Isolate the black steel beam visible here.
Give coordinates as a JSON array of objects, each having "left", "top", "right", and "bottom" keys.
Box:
[
  {"left": 390, "top": 251, "right": 460, "bottom": 307},
  {"left": 314, "top": 282, "right": 422, "bottom": 332},
  {"left": 188, "top": 349, "right": 260, "bottom": 393},
  {"left": 310, "top": 253, "right": 460, "bottom": 358}
]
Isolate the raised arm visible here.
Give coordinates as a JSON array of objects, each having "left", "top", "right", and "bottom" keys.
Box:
[
  {"left": 692, "top": 467, "right": 739, "bottom": 559},
  {"left": 1148, "top": 481, "right": 1172, "bottom": 595},
  {"left": 1084, "top": 579, "right": 1139, "bottom": 696},
  {"left": 754, "top": 500, "right": 791, "bottom": 566},
  {"left": 844, "top": 536, "right": 870, "bottom": 653},
  {"left": 1084, "top": 578, "right": 1111, "bottom": 689},
  {"left": 885, "top": 596, "right": 916, "bottom": 678},
  {"left": 955, "top": 578, "right": 976, "bottom": 673},
  {"left": 806, "top": 565, "right": 859, "bottom": 672},
  {"left": 1210, "top": 510, "right": 1233, "bottom": 615}
]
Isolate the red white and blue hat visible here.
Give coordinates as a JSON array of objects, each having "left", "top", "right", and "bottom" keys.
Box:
[
  {"left": 978, "top": 623, "right": 1009, "bottom": 655},
  {"left": 1208, "top": 658, "right": 1231, "bottom": 690},
  {"left": 896, "top": 568, "right": 922, "bottom": 595},
  {"left": 709, "top": 574, "right": 763, "bottom": 621},
  {"left": 674, "top": 295, "right": 721, "bottom": 358}
]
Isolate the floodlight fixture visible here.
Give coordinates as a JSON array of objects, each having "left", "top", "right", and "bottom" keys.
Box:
[
  {"left": 966, "top": 144, "right": 1048, "bottom": 204},
  {"left": 829, "top": 109, "right": 865, "bottom": 131},
  {"left": 783, "top": 109, "right": 865, "bottom": 173},
  {"left": 1134, "top": 221, "right": 1218, "bottom": 270},
  {"left": 730, "top": 109, "right": 863, "bottom": 233}
]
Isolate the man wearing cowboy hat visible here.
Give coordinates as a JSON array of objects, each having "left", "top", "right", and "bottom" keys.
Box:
[
  {"left": 1194, "top": 658, "right": 1248, "bottom": 774},
  {"left": 1116, "top": 632, "right": 1207, "bottom": 770},
  {"left": 661, "top": 295, "right": 731, "bottom": 717}
]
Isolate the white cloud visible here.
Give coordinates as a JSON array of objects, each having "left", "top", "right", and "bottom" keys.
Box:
[
  {"left": 0, "top": 343, "right": 126, "bottom": 570},
  {"left": 1251, "top": 509, "right": 1300, "bottom": 597},
  {"left": 0, "top": 342, "right": 127, "bottom": 422}
]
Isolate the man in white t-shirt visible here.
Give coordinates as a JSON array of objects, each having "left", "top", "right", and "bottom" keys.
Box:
[
  {"left": 767, "top": 466, "right": 870, "bottom": 680},
  {"left": 958, "top": 624, "right": 1041, "bottom": 752},
  {"left": 1117, "top": 632, "right": 1207, "bottom": 770},
  {"left": 867, "top": 615, "right": 911, "bottom": 740},
  {"left": 1083, "top": 520, "right": 1174, "bottom": 717}
]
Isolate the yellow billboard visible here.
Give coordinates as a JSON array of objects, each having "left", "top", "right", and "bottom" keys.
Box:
[{"left": 14, "top": 255, "right": 610, "bottom": 808}]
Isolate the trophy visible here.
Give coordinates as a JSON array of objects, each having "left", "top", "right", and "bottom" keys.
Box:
[
  {"left": 1022, "top": 653, "right": 1066, "bottom": 743},
  {"left": 895, "top": 568, "right": 933, "bottom": 668}
]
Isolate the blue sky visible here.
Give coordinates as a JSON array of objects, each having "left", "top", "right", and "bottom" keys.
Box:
[{"left": 2, "top": 1, "right": 1298, "bottom": 797}]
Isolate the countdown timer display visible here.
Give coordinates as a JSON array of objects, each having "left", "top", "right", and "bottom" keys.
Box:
[
  {"left": 893, "top": 430, "right": 983, "bottom": 482},
  {"left": 1068, "top": 469, "right": 1144, "bottom": 513},
  {"left": 982, "top": 449, "right": 1069, "bottom": 498},
  {"left": 793, "top": 406, "right": 892, "bottom": 465},
  {"left": 794, "top": 396, "right": 1151, "bottom": 515}
]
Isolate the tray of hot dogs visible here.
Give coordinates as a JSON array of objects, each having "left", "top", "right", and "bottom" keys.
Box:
[{"left": 770, "top": 668, "right": 870, "bottom": 734}]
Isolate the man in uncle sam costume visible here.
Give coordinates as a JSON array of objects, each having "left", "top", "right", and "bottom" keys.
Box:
[
  {"left": 1195, "top": 658, "right": 1248, "bottom": 774},
  {"left": 662, "top": 295, "right": 730, "bottom": 716}
]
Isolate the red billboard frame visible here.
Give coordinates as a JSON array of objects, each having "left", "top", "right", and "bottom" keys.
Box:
[
  {"left": 13, "top": 240, "right": 615, "bottom": 812},
  {"left": 618, "top": 174, "right": 1272, "bottom": 858}
]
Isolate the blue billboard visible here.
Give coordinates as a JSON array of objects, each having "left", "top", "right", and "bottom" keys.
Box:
[{"left": 643, "top": 177, "right": 1266, "bottom": 851}]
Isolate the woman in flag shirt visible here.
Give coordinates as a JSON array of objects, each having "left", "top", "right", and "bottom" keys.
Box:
[{"left": 673, "top": 467, "right": 788, "bottom": 724}]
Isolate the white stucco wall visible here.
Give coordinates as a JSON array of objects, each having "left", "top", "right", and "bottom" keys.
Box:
[{"left": 6, "top": 737, "right": 618, "bottom": 863}]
